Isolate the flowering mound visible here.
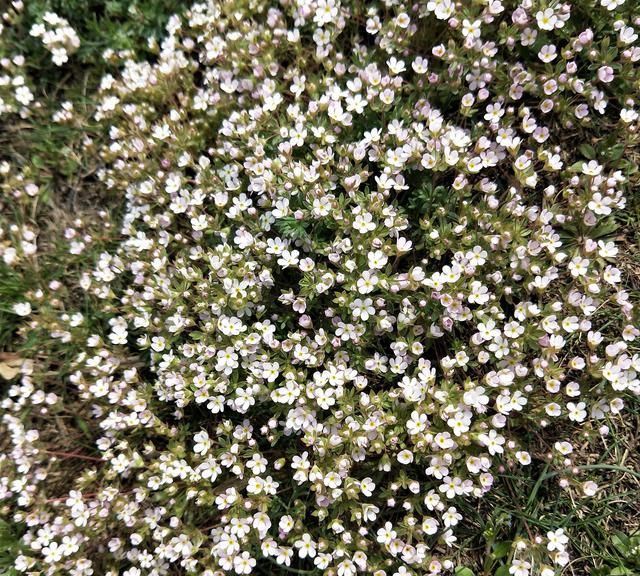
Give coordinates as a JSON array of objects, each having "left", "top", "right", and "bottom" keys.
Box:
[{"left": 2, "top": 1, "right": 640, "bottom": 575}]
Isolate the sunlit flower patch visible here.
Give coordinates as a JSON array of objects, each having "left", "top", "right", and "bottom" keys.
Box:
[{"left": 1, "top": 0, "right": 639, "bottom": 575}]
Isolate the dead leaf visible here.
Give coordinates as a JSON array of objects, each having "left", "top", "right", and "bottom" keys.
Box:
[
  {"left": 0, "top": 363, "right": 20, "bottom": 380},
  {"left": 0, "top": 353, "right": 22, "bottom": 380}
]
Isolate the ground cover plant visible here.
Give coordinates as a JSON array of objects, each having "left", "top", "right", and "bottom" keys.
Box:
[{"left": 1, "top": 0, "right": 640, "bottom": 575}]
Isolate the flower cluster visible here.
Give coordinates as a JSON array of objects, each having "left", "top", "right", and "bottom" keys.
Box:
[
  {"left": 1, "top": 0, "right": 640, "bottom": 576},
  {"left": 0, "top": 163, "right": 41, "bottom": 266},
  {"left": 29, "top": 11, "right": 80, "bottom": 66},
  {"left": 0, "top": 2, "right": 36, "bottom": 116}
]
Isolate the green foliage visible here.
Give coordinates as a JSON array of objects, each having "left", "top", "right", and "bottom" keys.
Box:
[
  {"left": 591, "top": 531, "right": 640, "bottom": 576},
  {"left": 0, "top": 519, "right": 25, "bottom": 575},
  {"left": 17, "top": 0, "right": 183, "bottom": 86},
  {"left": 406, "top": 182, "right": 454, "bottom": 218},
  {"left": 275, "top": 217, "right": 311, "bottom": 242}
]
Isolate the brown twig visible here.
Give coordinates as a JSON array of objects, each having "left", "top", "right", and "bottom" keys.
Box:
[{"left": 43, "top": 450, "right": 103, "bottom": 462}]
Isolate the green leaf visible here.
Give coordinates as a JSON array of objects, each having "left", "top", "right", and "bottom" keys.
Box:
[
  {"left": 610, "top": 567, "right": 635, "bottom": 576},
  {"left": 579, "top": 143, "right": 596, "bottom": 160},
  {"left": 74, "top": 416, "right": 93, "bottom": 440},
  {"left": 491, "top": 541, "right": 512, "bottom": 560},
  {"left": 275, "top": 217, "right": 310, "bottom": 241},
  {"left": 612, "top": 532, "right": 631, "bottom": 556},
  {"left": 0, "top": 519, "right": 15, "bottom": 539},
  {"left": 495, "top": 566, "right": 510, "bottom": 576},
  {"left": 454, "top": 568, "right": 475, "bottom": 576},
  {"left": 608, "top": 144, "right": 625, "bottom": 161}
]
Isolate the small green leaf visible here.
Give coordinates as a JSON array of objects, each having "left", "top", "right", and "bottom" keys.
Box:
[
  {"left": 491, "top": 541, "right": 512, "bottom": 560},
  {"left": 495, "top": 566, "right": 510, "bottom": 576},
  {"left": 608, "top": 144, "right": 625, "bottom": 161},
  {"left": 454, "top": 567, "right": 475, "bottom": 576},
  {"left": 74, "top": 416, "right": 93, "bottom": 440},
  {"left": 579, "top": 143, "right": 596, "bottom": 160},
  {"left": 612, "top": 532, "right": 631, "bottom": 556},
  {"left": 610, "top": 567, "right": 635, "bottom": 576}
]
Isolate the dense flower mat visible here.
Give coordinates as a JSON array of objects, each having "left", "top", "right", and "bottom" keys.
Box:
[{"left": 1, "top": 0, "right": 640, "bottom": 575}]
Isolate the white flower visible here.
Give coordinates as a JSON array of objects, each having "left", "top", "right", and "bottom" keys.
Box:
[
  {"left": 233, "top": 552, "right": 256, "bottom": 574},
  {"left": 324, "top": 471, "right": 342, "bottom": 488},
  {"left": 367, "top": 250, "right": 388, "bottom": 269},
  {"left": 547, "top": 528, "right": 569, "bottom": 552},
  {"left": 277, "top": 249, "right": 300, "bottom": 268},
  {"left": 150, "top": 336, "right": 166, "bottom": 352},
  {"left": 588, "top": 193, "right": 612, "bottom": 215},
  {"left": 582, "top": 160, "right": 602, "bottom": 176},
  {"left": 351, "top": 298, "right": 375, "bottom": 321},
  {"left": 360, "top": 477, "right": 376, "bottom": 497},
  {"left": 357, "top": 271, "right": 379, "bottom": 294},
  {"left": 396, "top": 237, "right": 413, "bottom": 253},
  {"left": 397, "top": 449, "right": 414, "bottom": 464},
  {"left": 567, "top": 401, "right": 587, "bottom": 422},
  {"left": 568, "top": 256, "right": 590, "bottom": 277},
  {"left": 536, "top": 8, "right": 558, "bottom": 30},
  {"left": 294, "top": 533, "right": 317, "bottom": 558},
  {"left": 478, "top": 429, "right": 505, "bottom": 455},
  {"left": 538, "top": 45, "right": 557, "bottom": 62},
  {"left": 582, "top": 481, "right": 598, "bottom": 496},
  {"left": 193, "top": 430, "right": 211, "bottom": 455},
  {"left": 353, "top": 212, "right": 376, "bottom": 233},
  {"left": 376, "top": 522, "right": 397, "bottom": 544},
  {"left": 462, "top": 19, "right": 482, "bottom": 38},
  {"left": 427, "top": 0, "right": 454, "bottom": 20},
  {"left": 12, "top": 302, "right": 31, "bottom": 316},
  {"left": 509, "top": 559, "right": 531, "bottom": 576}
]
